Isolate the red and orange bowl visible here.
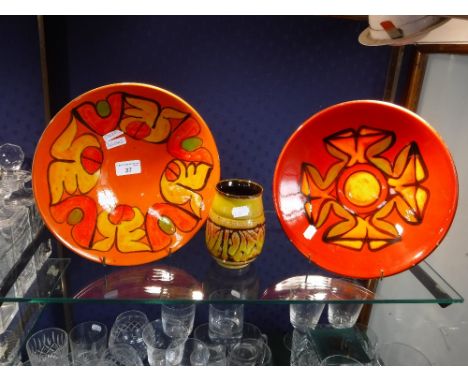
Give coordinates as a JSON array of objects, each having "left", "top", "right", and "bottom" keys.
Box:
[
  {"left": 273, "top": 100, "right": 458, "bottom": 279},
  {"left": 33, "top": 83, "right": 220, "bottom": 266}
]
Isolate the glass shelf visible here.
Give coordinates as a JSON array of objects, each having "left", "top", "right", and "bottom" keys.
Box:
[
  {"left": 0, "top": 212, "right": 464, "bottom": 305},
  {"left": 0, "top": 258, "right": 70, "bottom": 304}
]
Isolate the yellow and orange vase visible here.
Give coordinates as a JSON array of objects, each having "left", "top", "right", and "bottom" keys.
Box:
[{"left": 205, "top": 179, "right": 265, "bottom": 269}]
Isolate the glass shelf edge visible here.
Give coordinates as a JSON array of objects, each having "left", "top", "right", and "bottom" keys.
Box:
[
  {"left": 0, "top": 258, "right": 70, "bottom": 304},
  {"left": 0, "top": 257, "right": 463, "bottom": 305},
  {"left": 2, "top": 297, "right": 462, "bottom": 305}
]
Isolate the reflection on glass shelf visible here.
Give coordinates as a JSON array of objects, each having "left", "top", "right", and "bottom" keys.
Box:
[
  {"left": 262, "top": 275, "right": 374, "bottom": 303},
  {"left": 0, "top": 212, "right": 463, "bottom": 304},
  {"left": 74, "top": 265, "right": 203, "bottom": 301},
  {"left": 0, "top": 258, "right": 70, "bottom": 303}
]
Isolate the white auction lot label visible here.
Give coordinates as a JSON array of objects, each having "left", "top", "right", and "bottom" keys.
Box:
[
  {"left": 115, "top": 160, "right": 142, "bottom": 176},
  {"left": 232, "top": 205, "right": 249, "bottom": 218},
  {"left": 103, "top": 129, "right": 124, "bottom": 141},
  {"left": 105, "top": 136, "right": 126, "bottom": 149}
]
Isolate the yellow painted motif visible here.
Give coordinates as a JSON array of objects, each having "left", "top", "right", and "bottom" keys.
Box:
[
  {"left": 160, "top": 159, "right": 212, "bottom": 217},
  {"left": 388, "top": 143, "right": 428, "bottom": 222},
  {"left": 152, "top": 107, "right": 188, "bottom": 142},
  {"left": 92, "top": 207, "right": 150, "bottom": 252},
  {"left": 328, "top": 216, "right": 399, "bottom": 250},
  {"left": 120, "top": 95, "right": 188, "bottom": 143},
  {"left": 326, "top": 127, "right": 394, "bottom": 170},
  {"left": 344, "top": 171, "right": 380, "bottom": 206},
  {"left": 206, "top": 221, "right": 265, "bottom": 265},
  {"left": 301, "top": 128, "right": 429, "bottom": 251},
  {"left": 301, "top": 163, "right": 343, "bottom": 224},
  {"left": 48, "top": 117, "right": 101, "bottom": 204},
  {"left": 120, "top": 96, "right": 159, "bottom": 132}
]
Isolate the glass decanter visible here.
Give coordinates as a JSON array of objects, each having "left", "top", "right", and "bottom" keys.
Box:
[
  {"left": 0, "top": 171, "right": 33, "bottom": 257},
  {"left": 1, "top": 171, "right": 50, "bottom": 274},
  {"left": 0, "top": 144, "right": 38, "bottom": 298},
  {"left": 0, "top": 143, "right": 41, "bottom": 237},
  {"left": 0, "top": 180, "right": 41, "bottom": 302},
  {"left": 0, "top": 186, "right": 21, "bottom": 279},
  {"left": 0, "top": 186, "right": 21, "bottom": 333},
  {"left": 0, "top": 143, "right": 24, "bottom": 173}
]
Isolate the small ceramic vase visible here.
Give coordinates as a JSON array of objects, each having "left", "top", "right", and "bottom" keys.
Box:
[{"left": 205, "top": 179, "right": 265, "bottom": 269}]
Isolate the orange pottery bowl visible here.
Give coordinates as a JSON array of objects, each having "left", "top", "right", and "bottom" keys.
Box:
[
  {"left": 33, "top": 83, "right": 220, "bottom": 266},
  {"left": 273, "top": 100, "right": 458, "bottom": 279}
]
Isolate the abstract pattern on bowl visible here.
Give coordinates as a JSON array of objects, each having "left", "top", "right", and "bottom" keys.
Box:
[
  {"left": 273, "top": 100, "right": 458, "bottom": 278},
  {"left": 32, "top": 83, "right": 220, "bottom": 266}
]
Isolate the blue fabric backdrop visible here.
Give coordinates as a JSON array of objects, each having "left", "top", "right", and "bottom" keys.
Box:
[{"left": 0, "top": 16, "right": 392, "bottom": 361}]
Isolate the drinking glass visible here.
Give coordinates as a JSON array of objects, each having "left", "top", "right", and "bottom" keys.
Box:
[
  {"left": 241, "top": 322, "right": 267, "bottom": 343},
  {"left": 290, "top": 302, "right": 325, "bottom": 332},
  {"left": 327, "top": 302, "right": 364, "bottom": 329},
  {"left": 195, "top": 321, "right": 264, "bottom": 345},
  {"left": 0, "top": 330, "right": 20, "bottom": 366},
  {"left": 109, "top": 310, "right": 149, "bottom": 361},
  {"left": 241, "top": 323, "right": 269, "bottom": 365},
  {"left": 194, "top": 321, "right": 268, "bottom": 365},
  {"left": 355, "top": 324, "right": 379, "bottom": 364},
  {"left": 261, "top": 344, "right": 273, "bottom": 366},
  {"left": 375, "top": 342, "right": 432, "bottom": 366},
  {"left": 288, "top": 329, "right": 308, "bottom": 365},
  {"left": 289, "top": 287, "right": 326, "bottom": 333},
  {"left": 228, "top": 338, "right": 263, "bottom": 366},
  {"left": 193, "top": 323, "right": 228, "bottom": 366},
  {"left": 299, "top": 323, "right": 378, "bottom": 365},
  {"left": 165, "top": 338, "right": 210, "bottom": 366},
  {"left": 161, "top": 304, "right": 195, "bottom": 338},
  {"left": 208, "top": 289, "right": 244, "bottom": 340},
  {"left": 205, "top": 343, "right": 228, "bottom": 366},
  {"left": 294, "top": 348, "right": 321, "bottom": 366},
  {"left": 71, "top": 351, "right": 101, "bottom": 366},
  {"left": 26, "top": 327, "right": 69, "bottom": 366},
  {"left": 70, "top": 321, "right": 108, "bottom": 365},
  {"left": 321, "top": 354, "right": 363, "bottom": 366},
  {"left": 142, "top": 319, "right": 172, "bottom": 366},
  {"left": 99, "top": 344, "right": 143, "bottom": 366},
  {"left": 288, "top": 329, "right": 320, "bottom": 366}
]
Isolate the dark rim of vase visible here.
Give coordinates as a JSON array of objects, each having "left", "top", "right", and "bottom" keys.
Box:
[{"left": 216, "top": 179, "right": 263, "bottom": 199}]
